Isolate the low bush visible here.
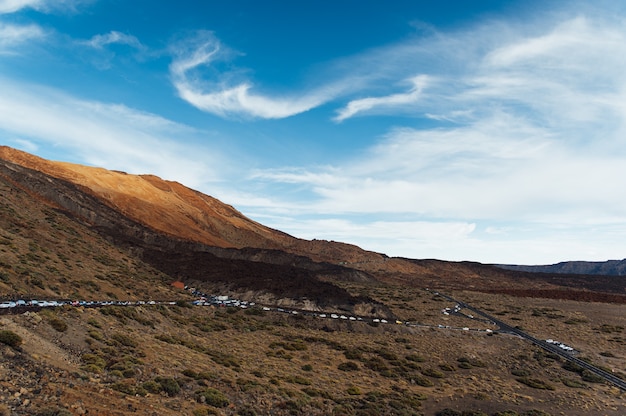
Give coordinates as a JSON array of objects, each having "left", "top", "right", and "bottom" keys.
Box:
[
  {"left": 196, "top": 388, "right": 229, "bottom": 407},
  {"left": 301, "top": 387, "right": 332, "bottom": 399},
  {"left": 285, "top": 375, "right": 311, "bottom": 385},
  {"left": 110, "top": 333, "right": 137, "bottom": 348},
  {"left": 580, "top": 370, "right": 604, "bottom": 383},
  {"left": 0, "top": 330, "right": 22, "bottom": 348},
  {"left": 343, "top": 348, "right": 363, "bottom": 360},
  {"left": 155, "top": 377, "right": 181, "bottom": 396},
  {"left": 34, "top": 407, "right": 73, "bottom": 416},
  {"left": 405, "top": 353, "right": 426, "bottom": 363},
  {"left": 516, "top": 377, "right": 555, "bottom": 390},
  {"left": 87, "top": 329, "right": 104, "bottom": 341},
  {"left": 141, "top": 380, "right": 161, "bottom": 394},
  {"left": 47, "top": 317, "right": 68, "bottom": 332},
  {"left": 439, "top": 363, "right": 456, "bottom": 372},
  {"left": 422, "top": 368, "right": 444, "bottom": 378},
  {"left": 435, "top": 409, "right": 461, "bottom": 416},
  {"left": 338, "top": 361, "right": 359, "bottom": 371},
  {"left": 562, "top": 378, "right": 587, "bottom": 388}
]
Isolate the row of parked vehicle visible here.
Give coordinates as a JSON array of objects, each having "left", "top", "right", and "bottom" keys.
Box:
[
  {"left": 186, "top": 287, "right": 396, "bottom": 324},
  {"left": 0, "top": 299, "right": 165, "bottom": 309}
]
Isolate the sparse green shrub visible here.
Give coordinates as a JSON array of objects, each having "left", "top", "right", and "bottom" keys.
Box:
[
  {"left": 108, "top": 370, "right": 124, "bottom": 378},
  {"left": 511, "top": 369, "right": 531, "bottom": 377},
  {"left": 346, "top": 386, "right": 361, "bottom": 395},
  {"left": 196, "top": 388, "right": 229, "bottom": 407},
  {"left": 285, "top": 375, "right": 311, "bottom": 385},
  {"left": 110, "top": 333, "right": 137, "bottom": 348},
  {"left": 521, "top": 411, "right": 552, "bottom": 416},
  {"left": 34, "top": 407, "right": 72, "bottom": 416},
  {"left": 562, "top": 361, "right": 583, "bottom": 373},
  {"left": 422, "top": 368, "right": 444, "bottom": 378},
  {"left": 81, "top": 353, "right": 106, "bottom": 369},
  {"left": 364, "top": 357, "right": 389, "bottom": 373},
  {"left": 236, "top": 378, "right": 260, "bottom": 392},
  {"left": 580, "top": 370, "right": 604, "bottom": 383},
  {"left": 110, "top": 382, "right": 135, "bottom": 395},
  {"left": 47, "top": 316, "right": 68, "bottom": 332},
  {"left": 439, "top": 363, "right": 456, "bottom": 372},
  {"left": 81, "top": 364, "right": 103, "bottom": 374},
  {"left": 155, "top": 377, "right": 181, "bottom": 396},
  {"left": 376, "top": 349, "right": 399, "bottom": 361},
  {"left": 436, "top": 409, "right": 461, "bottom": 416},
  {"left": 343, "top": 348, "right": 362, "bottom": 360},
  {"left": 182, "top": 369, "right": 199, "bottom": 378},
  {"left": 412, "top": 375, "right": 434, "bottom": 387},
  {"left": 338, "top": 361, "right": 359, "bottom": 371},
  {"left": 141, "top": 380, "right": 161, "bottom": 394},
  {"left": 562, "top": 378, "right": 587, "bottom": 388},
  {"left": 266, "top": 349, "right": 293, "bottom": 360},
  {"left": 0, "top": 330, "right": 22, "bottom": 348},
  {"left": 87, "top": 329, "right": 104, "bottom": 341},
  {"left": 191, "top": 408, "right": 210, "bottom": 416},
  {"left": 301, "top": 364, "right": 313, "bottom": 371},
  {"left": 516, "top": 377, "right": 555, "bottom": 390},
  {"left": 121, "top": 368, "right": 135, "bottom": 378},
  {"left": 301, "top": 387, "right": 332, "bottom": 399},
  {"left": 405, "top": 353, "right": 425, "bottom": 363},
  {"left": 597, "top": 324, "right": 623, "bottom": 334}
]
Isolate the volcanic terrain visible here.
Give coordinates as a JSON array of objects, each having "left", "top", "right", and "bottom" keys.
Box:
[{"left": 0, "top": 146, "right": 624, "bottom": 415}]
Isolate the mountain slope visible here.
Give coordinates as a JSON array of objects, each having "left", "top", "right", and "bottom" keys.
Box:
[
  {"left": 1, "top": 146, "right": 624, "bottom": 304},
  {"left": 0, "top": 148, "right": 390, "bottom": 314},
  {"left": 498, "top": 259, "right": 626, "bottom": 276},
  {"left": 0, "top": 146, "right": 386, "bottom": 265}
]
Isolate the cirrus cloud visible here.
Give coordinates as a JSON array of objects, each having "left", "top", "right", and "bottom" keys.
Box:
[{"left": 169, "top": 31, "right": 339, "bottom": 119}]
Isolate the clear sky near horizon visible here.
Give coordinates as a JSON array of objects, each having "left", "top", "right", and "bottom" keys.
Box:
[{"left": 1, "top": 0, "right": 625, "bottom": 265}]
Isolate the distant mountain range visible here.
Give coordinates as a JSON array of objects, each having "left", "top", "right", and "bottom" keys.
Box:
[{"left": 497, "top": 259, "right": 626, "bottom": 276}]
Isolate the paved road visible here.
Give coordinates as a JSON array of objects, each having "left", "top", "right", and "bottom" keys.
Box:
[{"left": 430, "top": 290, "right": 626, "bottom": 391}]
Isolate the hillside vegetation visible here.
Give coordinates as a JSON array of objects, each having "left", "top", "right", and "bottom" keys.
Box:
[{"left": 0, "top": 146, "right": 624, "bottom": 415}]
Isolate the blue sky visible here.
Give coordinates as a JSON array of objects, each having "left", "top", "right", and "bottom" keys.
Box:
[{"left": 1, "top": 0, "right": 626, "bottom": 264}]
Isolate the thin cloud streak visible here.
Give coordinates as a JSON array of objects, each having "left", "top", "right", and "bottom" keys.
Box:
[
  {"left": 240, "top": 12, "right": 626, "bottom": 262},
  {"left": 334, "top": 75, "right": 429, "bottom": 122},
  {"left": 0, "top": 0, "right": 43, "bottom": 13},
  {"left": 0, "top": 0, "right": 90, "bottom": 14},
  {"left": 81, "top": 31, "right": 144, "bottom": 51},
  {"left": 0, "top": 78, "right": 223, "bottom": 188},
  {"left": 0, "top": 22, "right": 44, "bottom": 52},
  {"left": 169, "top": 31, "right": 338, "bottom": 119}
]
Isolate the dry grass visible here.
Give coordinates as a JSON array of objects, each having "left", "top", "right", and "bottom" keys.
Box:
[{"left": 1, "top": 293, "right": 624, "bottom": 415}]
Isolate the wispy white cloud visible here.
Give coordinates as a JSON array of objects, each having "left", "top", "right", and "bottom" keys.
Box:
[
  {"left": 334, "top": 75, "right": 429, "bottom": 122},
  {"left": 0, "top": 21, "right": 44, "bottom": 52},
  {"left": 81, "top": 30, "right": 144, "bottom": 51},
  {"left": 241, "top": 10, "right": 626, "bottom": 263},
  {"left": 0, "top": 0, "right": 43, "bottom": 14},
  {"left": 169, "top": 31, "right": 341, "bottom": 119},
  {"left": 0, "top": 0, "right": 90, "bottom": 14},
  {"left": 0, "top": 77, "right": 225, "bottom": 188}
]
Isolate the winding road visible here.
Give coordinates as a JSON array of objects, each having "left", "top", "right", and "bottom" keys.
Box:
[{"left": 430, "top": 290, "right": 626, "bottom": 391}]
